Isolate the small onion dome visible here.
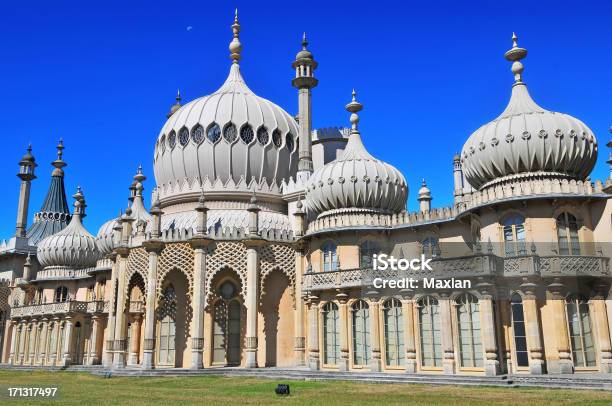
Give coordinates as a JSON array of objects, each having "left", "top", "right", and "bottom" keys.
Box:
[
  {"left": 461, "top": 34, "right": 597, "bottom": 190},
  {"left": 96, "top": 216, "right": 120, "bottom": 255},
  {"left": 166, "top": 89, "right": 182, "bottom": 119},
  {"left": 296, "top": 33, "right": 313, "bottom": 60},
  {"left": 20, "top": 144, "right": 35, "bottom": 163},
  {"left": 418, "top": 179, "right": 431, "bottom": 200},
  {"left": 305, "top": 90, "right": 408, "bottom": 216},
  {"left": 37, "top": 188, "right": 101, "bottom": 268}
]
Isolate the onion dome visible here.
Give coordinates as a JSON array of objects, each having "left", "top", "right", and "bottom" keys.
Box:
[
  {"left": 37, "top": 187, "right": 101, "bottom": 268},
  {"left": 461, "top": 34, "right": 598, "bottom": 190},
  {"left": 166, "top": 90, "right": 182, "bottom": 119},
  {"left": 20, "top": 144, "right": 35, "bottom": 165},
  {"left": 418, "top": 179, "right": 431, "bottom": 200},
  {"left": 153, "top": 10, "right": 299, "bottom": 202},
  {"left": 96, "top": 215, "right": 120, "bottom": 255},
  {"left": 305, "top": 90, "right": 408, "bottom": 216},
  {"left": 296, "top": 33, "right": 313, "bottom": 60}
]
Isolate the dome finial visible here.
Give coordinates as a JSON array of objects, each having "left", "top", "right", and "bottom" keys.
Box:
[
  {"left": 229, "top": 8, "right": 242, "bottom": 64},
  {"left": 302, "top": 32, "right": 308, "bottom": 50},
  {"left": 504, "top": 32, "right": 528, "bottom": 84},
  {"left": 167, "top": 89, "right": 182, "bottom": 118},
  {"left": 72, "top": 186, "right": 86, "bottom": 218},
  {"left": 345, "top": 89, "right": 363, "bottom": 132}
]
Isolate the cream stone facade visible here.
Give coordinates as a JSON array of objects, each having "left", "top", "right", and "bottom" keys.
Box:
[{"left": 1, "top": 14, "right": 611, "bottom": 378}]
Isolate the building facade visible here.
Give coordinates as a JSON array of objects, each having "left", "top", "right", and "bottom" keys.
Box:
[{"left": 1, "top": 14, "right": 611, "bottom": 376}]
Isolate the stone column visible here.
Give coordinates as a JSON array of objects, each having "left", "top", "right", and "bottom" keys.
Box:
[
  {"left": 103, "top": 255, "right": 118, "bottom": 367},
  {"left": 307, "top": 297, "right": 320, "bottom": 370},
  {"left": 478, "top": 292, "right": 499, "bottom": 376},
  {"left": 547, "top": 280, "right": 573, "bottom": 374},
  {"left": 39, "top": 319, "right": 49, "bottom": 365},
  {"left": 113, "top": 250, "right": 129, "bottom": 368},
  {"left": 369, "top": 299, "right": 382, "bottom": 372},
  {"left": 293, "top": 248, "right": 306, "bottom": 366},
  {"left": 49, "top": 318, "right": 59, "bottom": 365},
  {"left": 402, "top": 299, "right": 417, "bottom": 373},
  {"left": 60, "top": 317, "right": 74, "bottom": 367},
  {"left": 128, "top": 314, "right": 142, "bottom": 365},
  {"left": 337, "top": 294, "right": 349, "bottom": 371},
  {"left": 498, "top": 298, "right": 513, "bottom": 374},
  {"left": 142, "top": 241, "right": 162, "bottom": 369},
  {"left": 8, "top": 321, "right": 17, "bottom": 364},
  {"left": 244, "top": 239, "right": 263, "bottom": 368},
  {"left": 88, "top": 316, "right": 101, "bottom": 365},
  {"left": 591, "top": 285, "right": 612, "bottom": 373},
  {"left": 439, "top": 293, "right": 455, "bottom": 374},
  {"left": 189, "top": 238, "right": 210, "bottom": 369},
  {"left": 29, "top": 319, "right": 38, "bottom": 365},
  {"left": 521, "top": 280, "right": 544, "bottom": 374},
  {"left": 18, "top": 320, "right": 26, "bottom": 365}
]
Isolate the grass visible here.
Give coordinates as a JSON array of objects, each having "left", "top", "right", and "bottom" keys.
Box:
[{"left": 0, "top": 370, "right": 611, "bottom": 405}]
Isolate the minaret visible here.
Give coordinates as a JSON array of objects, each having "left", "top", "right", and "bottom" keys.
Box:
[
  {"left": 453, "top": 153, "right": 463, "bottom": 203},
  {"left": 605, "top": 126, "right": 612, "bottom": 193},
  {"left": 417, "top": 179, "right": 432, "bottom": 212},
  {"left": 26, "top": 140, "right": 71, "bottom": 245},
  {"left": 292, "top": 32, "right": 318, "bottom": 176},
  {"left": 15, "top": 145, "right": 37, "bottom": 237}
]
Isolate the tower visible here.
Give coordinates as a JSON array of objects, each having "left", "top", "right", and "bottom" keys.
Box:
[
  {"left": 292, "top": 33, "right": 318, "bottom": 176},
  {"left": 417, "top": 179, "right": 432, "bottom": 212},
  {"left": 15, "top": 145, "right": 37, "bottom": 237},
  {"left": 453, "top": 153, "right": 463, "bottom": 203}
]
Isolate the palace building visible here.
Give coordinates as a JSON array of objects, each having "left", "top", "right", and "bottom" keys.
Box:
[{"left": 1, "top": 12, "right": 611, "bottom": 377}]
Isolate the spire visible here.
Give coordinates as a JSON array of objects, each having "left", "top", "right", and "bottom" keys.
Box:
[
  {"left": 229, "top": 9, "right": 242, "bottom": 64},
  {"left": 26, "top": 140, "right": 71, "bottom": 245},
  {"left": 345, "top": 89, "right": 363, "bottom": 133},
  {"left": 51, "top": 138, "right": 66, "bottom": 177},
  {"left": 302, "top": 32, "right": 308, "bottom": 49},
  {"left": 166, "top": 89, "right": 182, "bottom": 118},
  {"left": 504, "top": 32, "right": 528, "bottom": 85}
]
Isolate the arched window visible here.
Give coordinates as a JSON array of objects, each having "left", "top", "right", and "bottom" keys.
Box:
[
  {"left": 359, "top": 241, "right": 379, "bottom": 268},
  {"left": 167, "top": 130, "right": 176, "bottom": 149},
  {"left": 565, "top": 295, "right": 596, "bottom": 367},
  {"left": 223, "top": 122, "right": 237, "bottom": 143},
  {"left": 286, "top": 133, "right": 295, "bottom": 151},
  {"left": 418, "top": 296, "right": 442, "bottom": 367},
  {"left": 384, "top": 299, "right": 404, "bottom": 366},
  {"left": 456, "top": 293, "right": 483, "bottom": 368},
  {"left": 272, "top": 129, "right": 282, "bottom": 148},
  {"left": 557, "top": 213, "right": 580, "bottom": 255},
  {"left": 510, "top": 293, "right": 529, "bottom": 367},
  {"left": 502, "top": 214, "right": 526, "bottom": 256},
  {"left": 178, "top": 127, "right": 189, "bottom": 147},
  {"left": 206, "top": 123, "right": 221, "bottom": 143},
  {"left": 55, "top": 286, "right": 68, "bottom": 302},
  {"left": 256, "top": 126, "right": 269, "bottom": 145},
  {"left": 74, "top": 321, "right": 84, "bottom": 364},
  {"left": 322, "top": 302, "right": 340, "bottom": 365},
  {"left": 352, "top": 300, "right": 371, "bottom": 366},
  {"left": 158, "top": 285, "right": 177, "bottom": 366},
  {"left": 240, "top": 124, "right": 254, "bottom": 144},
  {"left": 321, "top": 242, "right": 338, "bottom": 272},
  {"left": 191, "top": 124, "right": 204, "bottom": 144},
  {"left": 422, "top": 237, "right": 440, "bottom": 258}
]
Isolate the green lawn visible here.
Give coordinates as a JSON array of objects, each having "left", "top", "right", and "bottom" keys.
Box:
[{"left": 0, "top": 370, "right": 610, "bottom": 405}]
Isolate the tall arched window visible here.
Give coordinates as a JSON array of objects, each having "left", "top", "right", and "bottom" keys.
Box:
[
  {"left": 502, "top": 214, "right": 526, "bottom": 256},
  {"left": 359, "top": 241, "right": 379, "bottom": 268},
  {"left": 321, "top": 242, "right": 338, "bottom": 272},
  {"left": 418, "top": 296, "right": 442, "bottom": 367},
  {"left": 158, "top": 285, "right": 177, "bottom": 366},
  {"left": 422, "top": 237, "right": 440, "bottom": 258},
  {"left": 557, "top": 213, "right": 580, "bottom": 255},
  {"left": 74, "top": 321, "right": 83, "bottom": 364},
  {"left": 565, "top": 295, "right": 596, "bottom": 367},
  {"left": 510, "top": 293, "right": 529, "bottom": 367},
  {"left": 384, "top": 299, "right": 404, "bottom": 367},
  {"left": 456, "top": 293, "right": 483, "bottom": 368},
  {"left": 55, "top": 286, "right": 68, "bottom": 302},
  {"left": 323, "top": 302, "right": 340, "bottom": 365},
  {"left": 352, "top": 300, "right": 371, "bottom": 365}
]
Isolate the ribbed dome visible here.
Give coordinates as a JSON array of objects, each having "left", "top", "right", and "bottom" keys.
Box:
[
  {"left": 153, "top": 15, "right": 298, "bottom": 202},
  {"left": 305, "top": 92, "right": 408, "bottom": 216},
  {"left": 37, "top": 191, "right": 100, "bottom": 268},
  {"left": 96, "top": 217, "right": 119, "bottom": 255},
  {"left": 461, "top": 35, "right": 598, "bottom": 190}
]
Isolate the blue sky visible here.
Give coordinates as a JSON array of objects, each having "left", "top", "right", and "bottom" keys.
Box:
[{"left": 1, "top": 0, "right": 611, "bottom": 236}]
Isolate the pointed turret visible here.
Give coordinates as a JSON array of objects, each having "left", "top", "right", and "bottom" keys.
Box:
[{"left": 26, "top": 139, "right": 71, "bottom": 245}]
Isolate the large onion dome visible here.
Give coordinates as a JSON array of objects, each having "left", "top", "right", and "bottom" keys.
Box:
[
  {"left": 153, "top": 12, "right": 298, "bottom": 203},
  {"left": 305, "top": 91, "right": 408, "bottom": 216},
  {"left": 461, "top": 34, "right": 598, "bottom": 190},
  {"left": 37, "top": 188, "right": 101, "bottom": 269},
  {"left": 96, "top": 216, "right": 120, "bottom": 255}
]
